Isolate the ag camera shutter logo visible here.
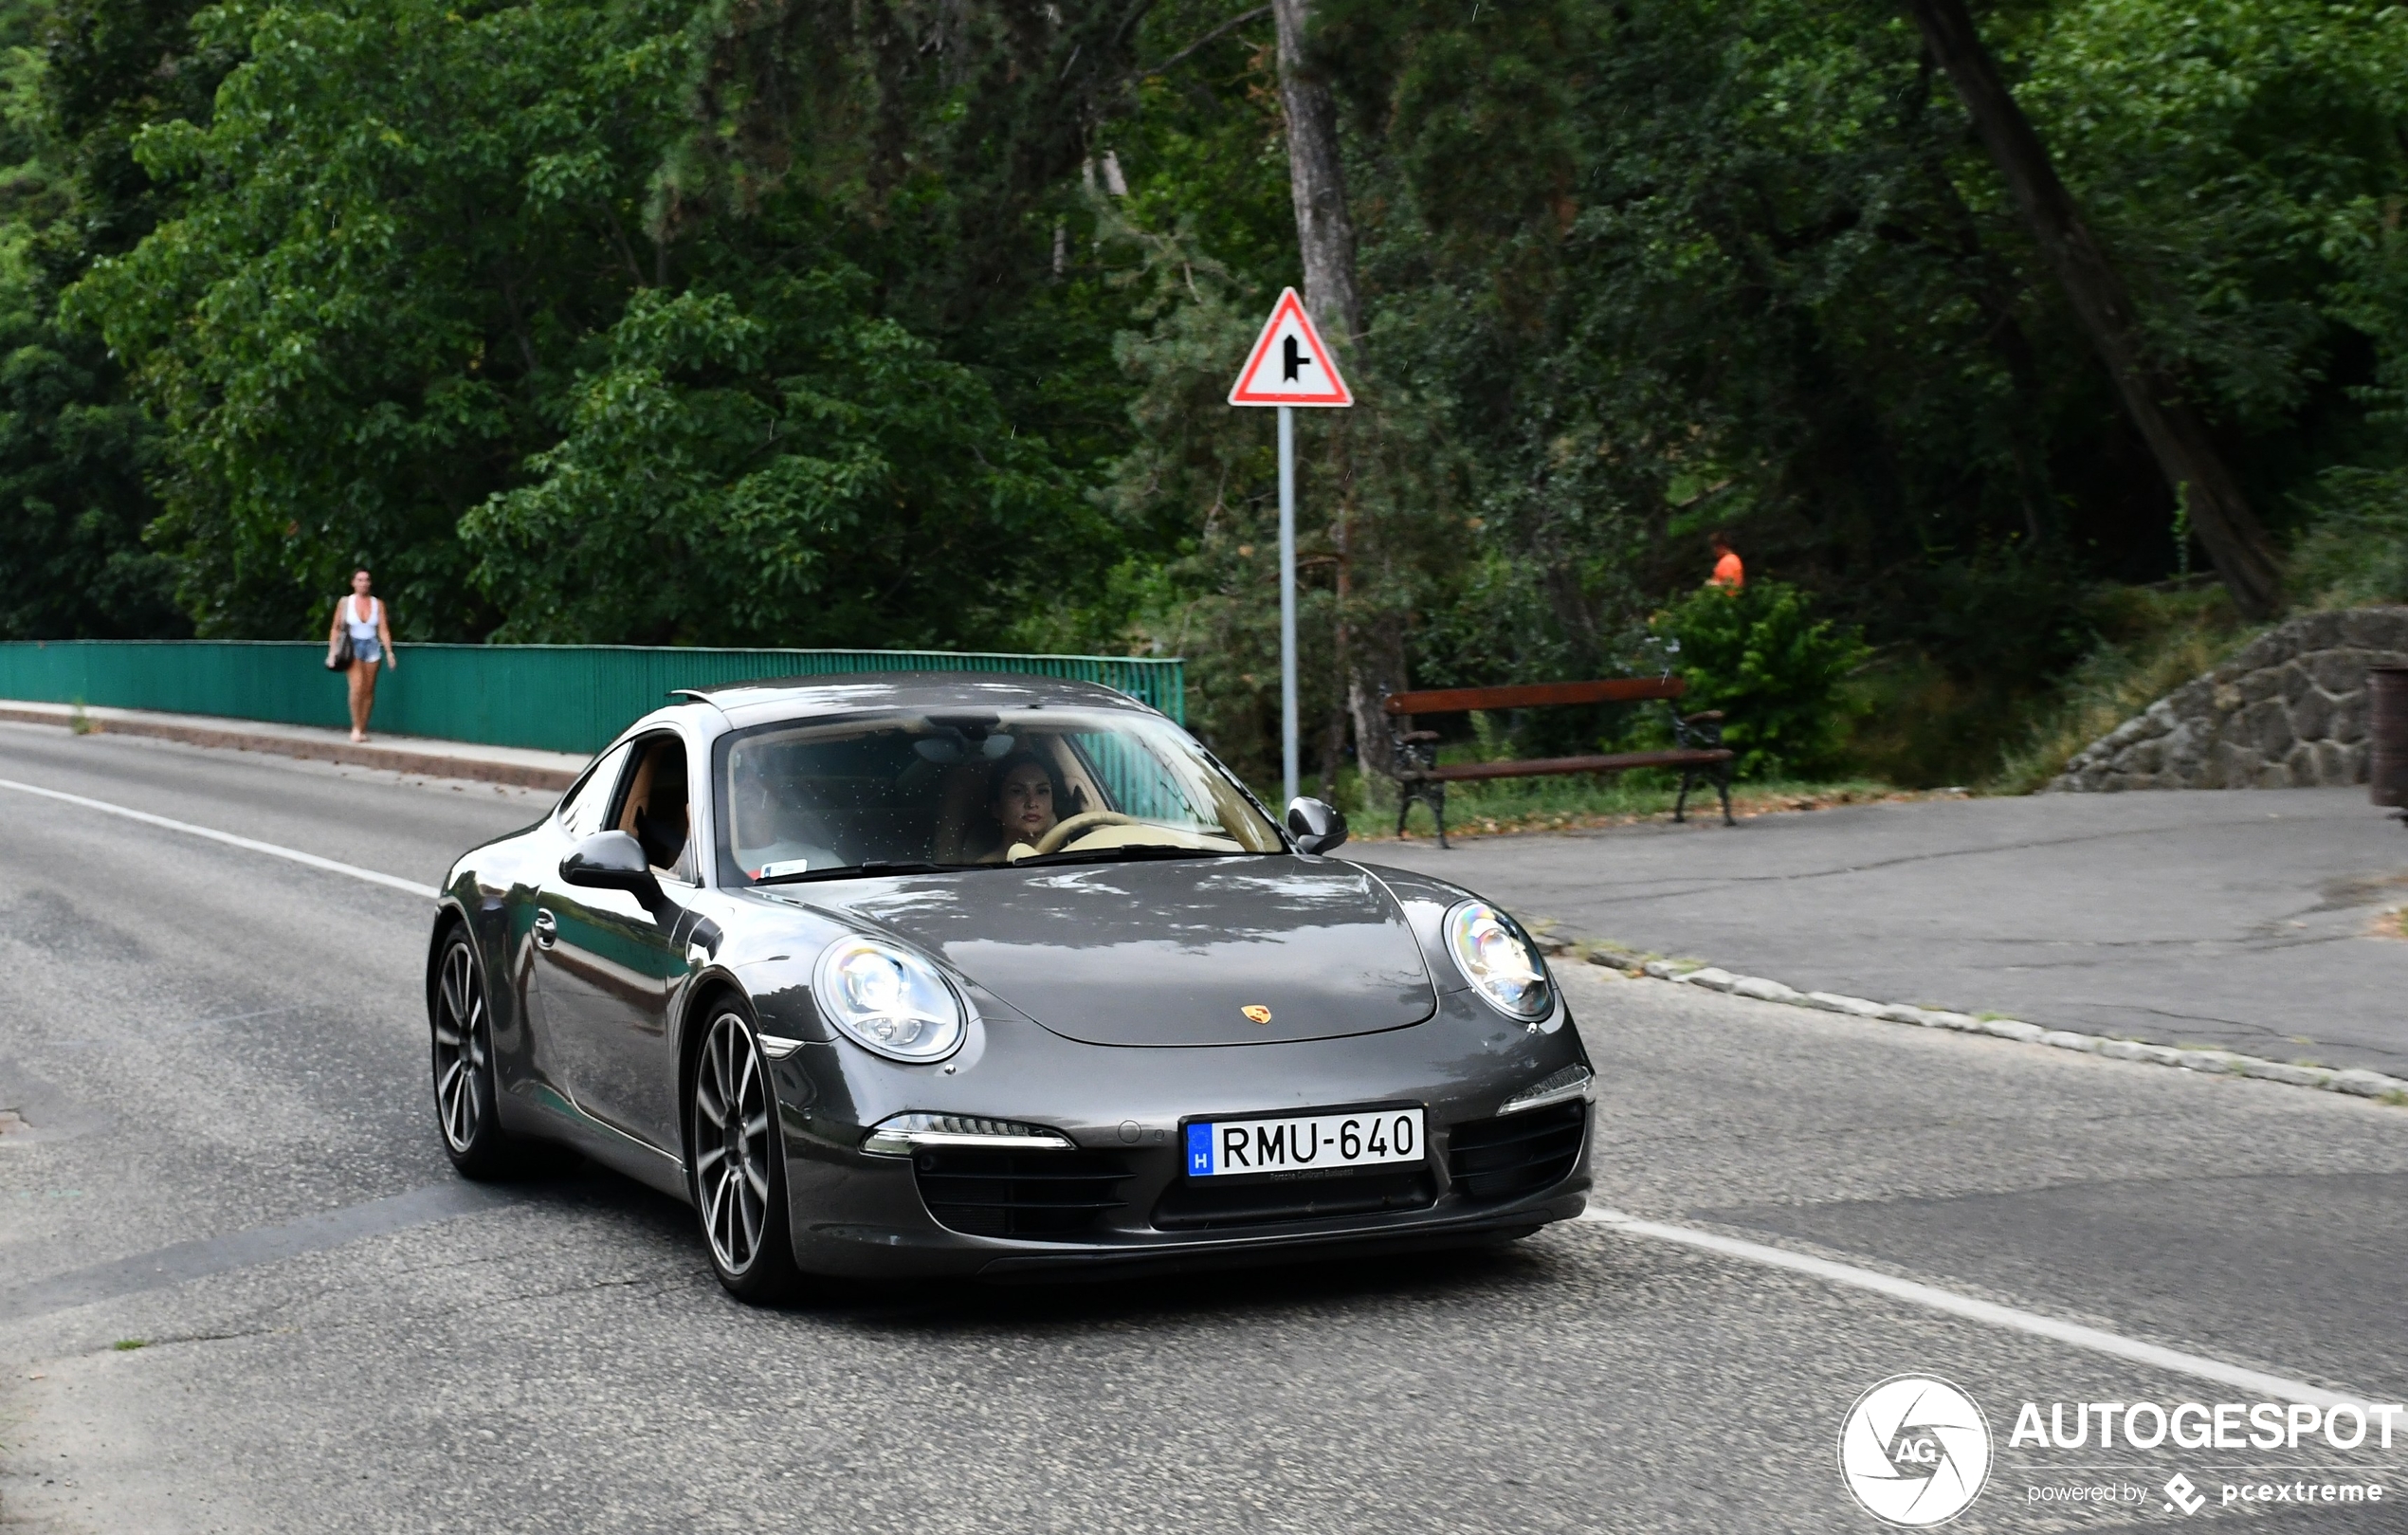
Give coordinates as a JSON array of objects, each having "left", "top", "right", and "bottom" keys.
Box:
[{"left": 1838, "top": 1375, "right": 1993, "bottom": 1526}]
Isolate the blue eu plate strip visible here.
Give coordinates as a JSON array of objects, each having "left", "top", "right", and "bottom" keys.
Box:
[{"left": 1186, "top": 1123, "right": 1214, "bottom": 1176}]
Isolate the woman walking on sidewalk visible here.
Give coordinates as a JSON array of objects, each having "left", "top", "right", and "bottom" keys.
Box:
[{"left": 327, "top": 569, "right": 396, "bottom": 741}]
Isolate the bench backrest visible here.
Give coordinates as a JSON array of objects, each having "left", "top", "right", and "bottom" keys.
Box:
[{"left": 1382, "top": 677, "right": 1685, "bottom": 716}]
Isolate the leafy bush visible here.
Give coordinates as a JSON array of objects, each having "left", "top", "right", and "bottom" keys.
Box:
[
  {"left": 1652, "top": 580, "right": 1870, "bottom": 779},
  {"left": 2291, "top": 467, "right": 2408, "bottom": 610}
]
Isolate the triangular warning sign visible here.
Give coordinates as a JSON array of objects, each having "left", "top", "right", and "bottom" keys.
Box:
[{"left": 1228, "top": 287, "right": 1353, "bottom": 408}]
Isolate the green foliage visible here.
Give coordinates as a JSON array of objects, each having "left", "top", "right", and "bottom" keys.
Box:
[
  {"left": 66, "top": 0, "right": 698, "bottom": 638},
  {"left": 0, "top": 0, "right": 183, "bottom": 637},
  {"left": 463, "top": 282, "right": 1096, "bottom": 645},
  {"left": 62, "top": 0, "right": 1157, "bottom": 641},
  {"left": 1652, "top": 580, "right": 1870, "bottom": 779},
  {"left": 2020, "top": 0, "right": 2408, "bottom": 430},
  {"left": 3, "top": 0, "right": 2408, "bottom": 795}
]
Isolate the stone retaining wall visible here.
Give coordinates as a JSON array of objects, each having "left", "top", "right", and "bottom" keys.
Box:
[{"left": 2050, "top": 607, "right": 2408, "bottom": 791}]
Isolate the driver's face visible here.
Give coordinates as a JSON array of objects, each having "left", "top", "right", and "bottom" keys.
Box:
[{"left": 995, "top": 763, "right": 1057, "bottom": 841}]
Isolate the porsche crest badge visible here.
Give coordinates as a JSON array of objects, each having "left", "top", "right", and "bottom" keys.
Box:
[{"left": 1242, "top": 1005, "right": 1273, "bottom": 1025}]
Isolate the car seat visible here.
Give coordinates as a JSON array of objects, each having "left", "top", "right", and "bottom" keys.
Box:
[
  {"left": 934, "top": 762, "right": 1001, "bottom": 865},
  {"left": 619, "top": 739, "right": 689, "bottom": 874}
]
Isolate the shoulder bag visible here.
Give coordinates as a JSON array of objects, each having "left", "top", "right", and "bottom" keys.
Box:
[{"left": 326, "top": 603, "right": 355, "bottom": 671}]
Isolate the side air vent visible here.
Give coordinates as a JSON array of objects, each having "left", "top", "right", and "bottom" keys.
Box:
[
  {"left": 913, "top": 1147, "right": 1134, "bottom": 1238},
  {"left": 1447, "top": 1102, "right": 1586, "bottom": 1201}
]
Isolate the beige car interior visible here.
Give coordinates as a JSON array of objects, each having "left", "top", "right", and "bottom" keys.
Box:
[{"left": 616, "top": 735, "right": 691, "bottom": 878}]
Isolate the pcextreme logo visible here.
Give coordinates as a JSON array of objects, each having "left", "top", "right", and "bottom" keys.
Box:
[{"left": 1838, "top": 1375, "right": 1994, "bottom": 1526}]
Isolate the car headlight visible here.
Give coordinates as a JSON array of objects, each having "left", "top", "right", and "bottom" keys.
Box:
[
  {"left": 812, "top": 935, "right": 966, "bottom": 1062},
  {"left": 1444, "top": 900, "right": 1552, "bottom": 1020}
]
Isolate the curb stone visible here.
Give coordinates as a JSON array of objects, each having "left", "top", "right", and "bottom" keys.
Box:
[
  {"left": 0, "top": 699, "right": 585, "bottom": 790},
  {"left": 1607, "top": 951, "right": 2407, "bottom": 1105}
]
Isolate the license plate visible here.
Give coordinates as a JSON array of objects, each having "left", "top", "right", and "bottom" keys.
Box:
[{"left": 1184, "top": 1107, "right": 1425, "bottom": 1178}]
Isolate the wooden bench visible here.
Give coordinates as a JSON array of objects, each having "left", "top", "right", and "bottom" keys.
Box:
[{"left": 1383, "top": 678, "right": 1735, "bottom": 847}]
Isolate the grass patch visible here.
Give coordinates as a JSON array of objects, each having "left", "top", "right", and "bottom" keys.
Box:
[
  {"left": 111, "top": 1339, "right": 146, "bottom": 1351},
  {"left": 1352, "top": 771, "right": 1915, "bottom": 841},
  {"left": 1987, "top": 586, "right": 2255, "bottom": 795}
]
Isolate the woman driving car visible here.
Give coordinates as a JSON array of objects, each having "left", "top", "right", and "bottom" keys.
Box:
[{"left": 986, "top": 751, "right": 1064, "bottom": 858}]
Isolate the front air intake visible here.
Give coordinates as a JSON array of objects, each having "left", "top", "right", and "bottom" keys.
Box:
[
  {"left": 912, "top": 1146, "right": 1134, "bottom": 1238},
  {"left": 1446, "top": 1102, "right": 1586, "bottom": 1200}
]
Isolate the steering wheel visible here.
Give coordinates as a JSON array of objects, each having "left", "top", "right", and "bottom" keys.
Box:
[{"left": 1029, "top": 811, "right": 1140, "bottom": 856}]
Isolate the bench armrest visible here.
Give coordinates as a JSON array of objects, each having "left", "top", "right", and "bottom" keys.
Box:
[
  {"left": 1665, "top": 701, "right": 1725, "bottom": 748},
  {"left": 1386, "top": 724, "right": 1441, "bottom": 778}
]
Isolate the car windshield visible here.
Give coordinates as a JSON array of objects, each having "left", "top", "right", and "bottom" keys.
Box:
[{"left": 713, "top": 707, "right": 1286, "bottom": 885}]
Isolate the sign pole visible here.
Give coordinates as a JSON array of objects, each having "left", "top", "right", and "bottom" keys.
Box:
[
  {"left": 1224, "top": 286, "right": 1350, "bottom": 815},
  {"left": 1278, "top": 404, "right": 1300, "bottom": 808}
]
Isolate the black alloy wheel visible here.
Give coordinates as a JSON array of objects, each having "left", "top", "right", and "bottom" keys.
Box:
[
  {"left": 691, "top": 1007, "right": 803, "bottom": 1302},
  {"left": 431, "top": 931, "right": 520, "bottom": 1179}
]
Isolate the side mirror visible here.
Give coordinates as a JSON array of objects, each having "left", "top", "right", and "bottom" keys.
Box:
[
  {"left": 561, "top": 831, "right": 659, "bottom": 893},
  {"left": 1285, "top": 796, "right": 1349, "bottom": 855}
]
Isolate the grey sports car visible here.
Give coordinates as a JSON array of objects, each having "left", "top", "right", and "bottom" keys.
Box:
[{"left": 426, "top": 673, "right": 1594, "bottom": 1301}]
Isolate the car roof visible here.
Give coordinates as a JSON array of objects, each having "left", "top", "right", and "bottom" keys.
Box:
[{"left": 684, "top": 670, "right": 1159, "bottom": 731}]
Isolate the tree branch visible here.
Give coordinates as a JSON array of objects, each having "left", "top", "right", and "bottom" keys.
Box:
[{"left": 1130, "top": 6, "right": 1269, "bottom": 83}]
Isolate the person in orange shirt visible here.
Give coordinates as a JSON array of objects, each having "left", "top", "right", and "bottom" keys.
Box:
[{"left": 1709, "top": 531, "right": 1744, "bottom": 592}]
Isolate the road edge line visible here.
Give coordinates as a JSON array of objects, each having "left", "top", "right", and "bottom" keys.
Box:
[
  {"left": 1574, "top": 1207, "right": 2383, "bottom": 1410},
  {"left": 0, "top": 777, "right": 440, "bottom": 899}
]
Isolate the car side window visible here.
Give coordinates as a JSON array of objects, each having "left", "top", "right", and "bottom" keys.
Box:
[
  {"left": 611, "top": 734, "right": 696, "bottom": 883},
  {"left": 558, "top": 743, "right": 632, "bottom": 840}
]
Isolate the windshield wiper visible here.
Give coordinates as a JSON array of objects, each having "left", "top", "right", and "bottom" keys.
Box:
[
  {"left": 1008, "top": 845, "right": 1252, "bottom": 869},
  {"left": 753, "top": 859, "right": 960, "bottom": 886}
]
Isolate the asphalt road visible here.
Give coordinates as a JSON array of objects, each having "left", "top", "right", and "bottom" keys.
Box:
[
  {"left": 1374, "top": 788, "right": 2408, "bottom": 1076},
  {"left": 4, "top": 724, "right": 2407, "bottom": 1532}
]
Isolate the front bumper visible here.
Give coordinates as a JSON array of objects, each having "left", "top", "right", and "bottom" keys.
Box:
[
  {"left": 769, "top": 990, "right": 1594, "bottom": 1279},
  {"left": 784, "top": 1118, "right": 1590, "bottom": 1279}
]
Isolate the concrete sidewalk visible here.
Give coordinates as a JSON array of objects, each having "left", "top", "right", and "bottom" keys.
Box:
[
  {"left": 1371, "top": 786, "right": 2408, "bottom": 1077},
  {"left": 0, "top": 699, "right": 587, "bottom": 789}
]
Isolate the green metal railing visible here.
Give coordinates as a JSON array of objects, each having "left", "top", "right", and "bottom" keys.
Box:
[{"left": 0, "top": 642, "right": 1185, "bottom": 755}]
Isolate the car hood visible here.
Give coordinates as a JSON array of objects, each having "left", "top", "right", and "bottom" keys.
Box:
[{"left": 829, "top": 858, "right": 1437, "bottom": 1047}]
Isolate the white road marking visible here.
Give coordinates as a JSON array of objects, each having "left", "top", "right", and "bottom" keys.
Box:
[
  {"left": 0, "top": 777, "right": 440, "bottom": 899},
  {"left": 1578, "top": 1207, "right": 2380, "bottom": 1409}
]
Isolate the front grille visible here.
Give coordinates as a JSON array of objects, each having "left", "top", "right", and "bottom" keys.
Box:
[
  {"left": 913, "top": 1147, "right": 1134, "bottom": 1238},
  {"left": 1447, "top": 1102, "right": 1586, "bottom": 1201},
  {"left": 1153, "top": 1166, "right": 1437, "bottom": 1230}
]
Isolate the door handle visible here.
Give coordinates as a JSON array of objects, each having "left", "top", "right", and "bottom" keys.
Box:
[{"left": 532, "top": 908, "right": 557, "bottom": 949}]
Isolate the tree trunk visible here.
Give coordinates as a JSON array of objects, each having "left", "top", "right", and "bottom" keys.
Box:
[
  {"left": 1271, "top": 0, "right": 1362, "bottom": 347},
  {"left": 1346, "top": 612, "right": 1407, "bottom": 783},
  {"left": 1902, "top": 0, "right": 2284, "bottom": 618},
  {"left": 1275, "top": 0, "right": 1387, "bottom": 791}
]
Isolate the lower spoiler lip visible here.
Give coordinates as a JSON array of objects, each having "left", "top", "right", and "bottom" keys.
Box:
[{"left": 971, "top": 1194, "right": 1589, "bottom": 1282}]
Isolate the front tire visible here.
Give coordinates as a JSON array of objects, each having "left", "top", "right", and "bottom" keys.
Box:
[
  {"left": 691, "top": 1006, "right": 803, "bottom": 1303},
  {"left": 431, "top": 930, "right": 522, "bottom": 1179}
]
